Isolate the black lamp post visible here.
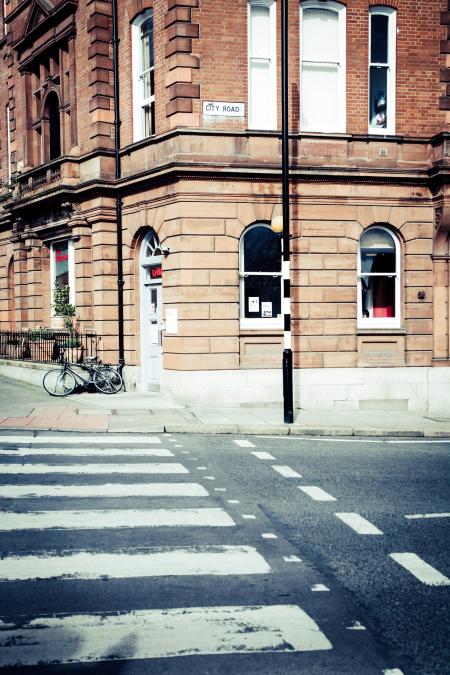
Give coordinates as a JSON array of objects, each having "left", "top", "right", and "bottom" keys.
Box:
[{"left": 280, "top": 0, "right": 294, "bottom": 423}]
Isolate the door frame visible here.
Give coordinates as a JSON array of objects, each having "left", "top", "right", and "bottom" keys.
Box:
[{"left": 139, "top": 230, "right": 163, "bottom": 389}]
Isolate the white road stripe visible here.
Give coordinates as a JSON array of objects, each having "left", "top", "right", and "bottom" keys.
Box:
[
  {"left": 0, "top": 604, "right": 332, "bottom": 666},
  {"left": 0, "top": 447, "right": 173, "bottom": 457},
  {"left": 311, "top": 584, "right": 329, "bottom": 592},
  {"left": 405, "top": 512, "right": 450, "bottom": 520},
  {"left": 234, "top": 440, "right": 255, "bottom": 448},
  {"left": 335, "top": 513, "right": 383, "bottom": 535},
  {"left": 272, "top": 465, "right": 302, "bottom": 478},
  {"left": 258, "top": 436, "right": 382, "bottom": 443},
  {"left": 0, "top": 435, "right": 161, "bottom": 445},
  {"left": 0, "top": 483, "right": 209, "bottom": 499},
  {"left": 0, "top": 545, "right": 271, "bottom": 581},
  {"left": 0, "top": 507, "right": 235, "bottom": 531},
  {"left": 389, "top": 553, "right": 450, "bottom": 586},
  {"left": 0, "top": 463, "right": 189, "bottom": 475},
  {"left": 298, "top": 486, "right": 337, "bottom": 502},
  {"left": 251, "top": 451, "right": 276, "bottom": 460},
  {"left": 383, "top": 669, "right": 405, "bottom": 675}
]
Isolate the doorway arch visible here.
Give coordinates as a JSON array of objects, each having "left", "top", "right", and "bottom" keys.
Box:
[{"left": 139, "top": 229, "right": 163, "bottom": 388}]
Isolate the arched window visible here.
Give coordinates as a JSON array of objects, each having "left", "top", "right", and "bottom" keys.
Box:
[
  {"left": 239, "top": 223, "right": 282, "bottom": 328},
  {"left": 44, "top": 91, "right": 61, "bottom": 160},
  {"left": 300, "top": 0, "right": 346, "bottom": 133},
  {"left": 357, "top": 226, "right": 400, "bottom": 327},
  {"left": 132, "top": 10, "right": 155, "bottom": 141}
]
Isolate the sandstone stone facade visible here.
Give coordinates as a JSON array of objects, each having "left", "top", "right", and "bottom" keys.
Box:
[{"left": 1, "top": 0, "right": 450, "bottom": 412}]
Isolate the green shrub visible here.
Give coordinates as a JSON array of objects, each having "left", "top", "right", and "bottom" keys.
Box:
[{"left": 52, "top": 284, "right": 76, "bottom": 319}]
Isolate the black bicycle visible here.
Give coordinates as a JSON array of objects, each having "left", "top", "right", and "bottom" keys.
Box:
[{"left": 43, "top": 356, "right": 123, "bottom": 397}]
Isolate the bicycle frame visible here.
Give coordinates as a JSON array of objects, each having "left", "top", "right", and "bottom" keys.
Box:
[{"left": 60, "top": 360, "right": 98, "bottom": 390}]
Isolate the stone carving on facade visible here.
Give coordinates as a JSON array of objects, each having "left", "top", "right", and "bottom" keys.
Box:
[{"left": 434, "top": 205, "right": 450, "bottom": 257}]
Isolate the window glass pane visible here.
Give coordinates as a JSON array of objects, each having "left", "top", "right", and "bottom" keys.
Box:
[
  {"left": 143, "top": 102, "right": 155, "bottom": 136},
  {"left": 53, "top": 241, "right": 69, "bottom": 286},
  {"left": 369, "top": 67, "right": 387, "bottom": 129},
  {"left": 371, "top": 14, "right": 388, "bottom": 63},
  {"left": 361, "top": 250, "right": 395, "bottom": 274},
  {"left": 250, "top": 5, "right": 270, "bottom": 58},
  {"left": 302, "top": 8, "right": 338, "bottom": 63},
  {"left": 360, "top": 227, "right": 395, "bottom": 249},
  {"left": 360, "top": 274, "right": 395, "bottom": 318},
  {"left": 142, "top": 69, "right": 154, "bottom": 99},
  {"left": 250, "top": 60, "right": 270, "bottom": 128},
  {"left": 301, "top": 62, "right": 338, "bottom": 131},
  {"left": 244, "top": 275, "right": 281, "bottom": 318},
  {"left": 140, "top": 15, "right": 154, "bottom": 71},
  {"left": 243, "top": 227, "right": 281, "bottom": 272}
]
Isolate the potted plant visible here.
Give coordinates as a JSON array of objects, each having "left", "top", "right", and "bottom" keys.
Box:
[
  {"left": 51, "top": 283, "right": 76, "bottom": 330},
  {"left": 61, "top": 332, "right": 83, "bottom": 363},
  {"left": 27, "top": 327, "right": 56, "bottom": 362}
]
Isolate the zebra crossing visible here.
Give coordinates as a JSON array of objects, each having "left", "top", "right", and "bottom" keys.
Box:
[{"left": 0, "top": 433, "right": 336, "bottom": 672}]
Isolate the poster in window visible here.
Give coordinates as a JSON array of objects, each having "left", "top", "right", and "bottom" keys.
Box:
[
  {"left": 261, "top": 302, "right": 272, "bottom": 318},
  {"left": 248, "top": 297, "right": 259, "bottom": 313}
]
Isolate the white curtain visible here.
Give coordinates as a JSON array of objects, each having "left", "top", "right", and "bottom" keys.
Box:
[{"left": 301, "top": 7, "right": 340, "bottom": 132}]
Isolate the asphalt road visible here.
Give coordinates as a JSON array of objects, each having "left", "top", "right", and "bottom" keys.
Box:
[{"left": 0, "top": 430, "right": 448, "bottom": 674}]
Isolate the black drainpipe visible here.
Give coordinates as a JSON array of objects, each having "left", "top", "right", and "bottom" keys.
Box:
[{"left": 112, "top": 0, "right": 125, "bottom": 375}]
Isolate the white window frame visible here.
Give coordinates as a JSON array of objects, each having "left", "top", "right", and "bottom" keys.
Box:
[
  {"left": 357, "top": 225, "right": 401, "bottom": 329},
  {"left": 300, "top": 0, "right": 346, "bottom": 133},
  {"left": 132, "top": 9, "right": 155, "bottom": 142},
  {"left": 50, "top": 239, "right": 75, "bottom": 313},
  {"left": 248, "top": 0, "right": 277, "bottom": 130},
  {"left": 239, "top": 223, "right": 283, "bottom": 329},
  {"left": 368, "top": 6, "right": 396, "bottom": 135},
  {"left": 6, "top": 105, "right": 11, "bottom": 183}
]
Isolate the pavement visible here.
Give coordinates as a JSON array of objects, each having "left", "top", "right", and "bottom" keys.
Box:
[{"left": 1, "top": 373, "right": 450, "bottom": 437}]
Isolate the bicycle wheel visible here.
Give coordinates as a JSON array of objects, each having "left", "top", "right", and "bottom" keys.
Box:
[
  {"left": 93, "top": 366, "right": 123, "bottom": 394},
  {"left": 43, "top": 368, "right": 77, "bottom": 397}
]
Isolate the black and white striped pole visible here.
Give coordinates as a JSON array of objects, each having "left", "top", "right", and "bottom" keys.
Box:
[{"left": 272, "top": 0, "right": 294, "bottom": 424}]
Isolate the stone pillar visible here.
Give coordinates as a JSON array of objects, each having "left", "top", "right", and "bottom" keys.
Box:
[
  {"left": 10, "top": 234, "right": 28, "bottom": 327},
  {"left": 90, "top": 200, "right": 119, "bottom": 363},
  {"left": 433, "top": 205, "right": 450, "bottom": 362},
  {"left": 23, "top": 228, "right": 44, "bottom": 327}
]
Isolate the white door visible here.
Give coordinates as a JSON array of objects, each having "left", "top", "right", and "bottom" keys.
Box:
[
  {"left": 143, "top": 280, "right": 162, "bottom": 385},
  {"left": 140, "top": 231, "right": 163, "bottom": 389}
]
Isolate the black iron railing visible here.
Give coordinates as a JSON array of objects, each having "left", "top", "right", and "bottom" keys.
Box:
[{"left": 0, "top": 330, "right": 99, "bottom": 364}]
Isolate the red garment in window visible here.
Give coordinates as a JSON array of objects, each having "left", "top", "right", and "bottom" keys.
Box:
[{"left": 372, "top": 276, "right": 394, "bottom": 317}]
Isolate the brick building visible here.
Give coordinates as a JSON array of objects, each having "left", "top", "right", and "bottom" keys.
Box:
[{"left": 1, "top": 0, "right": 450, "bottom": 414}]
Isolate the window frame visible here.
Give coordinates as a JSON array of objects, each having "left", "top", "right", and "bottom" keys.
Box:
[
  {"left": 357, "top": 225, "right": 401, "bottom": 329},
  {"left": 300, "top": 0, "right": 346, "bottom": 134},
  {"left": 248, "top": 0, "right": 277, "bottom": 130},
  {"left": 368, "top": 6, "right": 396, "bottom": 136},
  {"left": 132, "top": 9, "right": 155, "bottom": 142},
  {"left": 50, "top": 239, "right": 75, "bottom": 314},
  {"left": 6, "top": 105, "right": 11, "bottom": 182},
  {"left": 239, "top": 223, "right": 283, "bottom": 330}
]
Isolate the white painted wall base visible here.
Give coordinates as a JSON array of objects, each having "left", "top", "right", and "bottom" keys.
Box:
[
  {"left": 161, "top": 366, "right": 450, "bottom": 416},
  {"left": 0, "top": 360, "right": 48, "bottom": 387},
  {"left": 161, "top": 368, "right": 283, "bottom": 406}
]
